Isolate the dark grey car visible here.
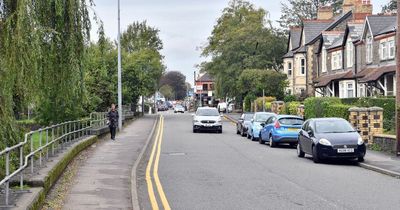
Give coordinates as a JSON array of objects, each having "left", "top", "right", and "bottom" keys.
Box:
[{"left": 236, "top": 113, "right": 254, "bottom": 137}]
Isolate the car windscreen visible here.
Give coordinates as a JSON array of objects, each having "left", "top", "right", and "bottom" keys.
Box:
[
  {"left": 196, "top": 109, "right": 219, "bottom": 116},
  {"left": 315, "top": 120, "right": 355, "bottom": 133},
  {"left": 244, "top": 114, "right": 253, "bottom": 121},
  {"left": 176, "top": 105, "right": 183, "bottom": 108},
  {"left": 278, "top": 118, "right": 304, "bottom": 126},
  {"left": 255, "top": 114, "right": 271, "bottom": 122}
]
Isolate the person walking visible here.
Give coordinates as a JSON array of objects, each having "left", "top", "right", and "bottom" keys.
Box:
[{"left": 107, "top": 104, "right": 119, "bottom": 140}]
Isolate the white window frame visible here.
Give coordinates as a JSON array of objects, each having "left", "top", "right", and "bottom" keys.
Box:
[
  {"left": 331, "top": 51, "right": 342, "bottom": 70},
  {"left": 346, "top": 40, "right": 354, "bottom": 68},
  {"left": 300, "top": 58, "right": 305, "bottom": 75},
  {"left": 366, "top": 36, "right": 373, "bottom": 63},
  {"left": 380, "top": 41, "right": 388, "bottom": 60},
  {"left": 358, "top": 84, "right": 366, "bottom": 97},
  {"left": 388, "top": 40, "right": 395, "bottom": 59},
  {"left": 321, "top": 47, "right": 327, "bottom": 72},
  {"left": 339, "top": 80, "right": 355, "bottom": 98}
]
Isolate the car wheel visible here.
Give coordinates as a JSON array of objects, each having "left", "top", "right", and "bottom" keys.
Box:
[
  {"left": 358, "top": 156, "right": 364, "bottom": 162},
  {"left": 259, "top": 132, "right": 264, "bottom": 144},
  {"left": 193, "top": 129, "right": 197, "bottom": 133},
  {"left": 297, "top": 143, "right": 305, "bottom": 158},
  {"left": 312, "top": 145, "right": 321, "bottom": 163},
  {"left": 241, "top": 129, "right": 246, "bottom": 137},
  {"left": 251, "top": 133, "right": 256, "bottom": 141},
  {"left": 236, "top": 128, "right": 240, "bottom": 135},
  {"left": 247, "top": 131, "right": 251, "bottom": 139},
  {"left": 269, "top": 135, "right": 276, "bottom": 147}
]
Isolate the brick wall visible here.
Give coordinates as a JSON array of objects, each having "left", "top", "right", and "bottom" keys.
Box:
[{"left": 349, "top": 107, "right": 384, "bottom": 143}]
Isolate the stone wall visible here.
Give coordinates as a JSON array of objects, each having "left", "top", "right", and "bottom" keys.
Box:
[
  {"left": 372, "top": 134, "right": 397, "bottom": 154},
  {"left": 271, "top": 101, "right": 285, "bottom": 114}
]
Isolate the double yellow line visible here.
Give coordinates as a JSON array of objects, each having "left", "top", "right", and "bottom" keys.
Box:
[{"left": 146, "top": 115, "right": 171, "bottom": 210}]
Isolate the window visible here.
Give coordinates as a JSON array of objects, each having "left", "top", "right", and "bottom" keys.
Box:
[
  {"left": 347, "top": 83, "right": 354, "bottom": 98},
  {"left": 366, "top": 36, "right": 373, "bottom": 63},
  {"left": 389, "top": 40, "right": 395, "bottom": 59},
  {"left": 331, "top": 51, "right": 342, "bottom": 70},
  {"left": 300, "top": 58, "right": 305, "bottom": 75},
  {"left": 321, "top": 47, "right": 327, "bottom": 72},
  {"left": 380, "top": 42, "right": 388, "bottom": 60},
  {"left": 288, "top": 62, "right": 292, "bottom": 76},
  {"left": 202, "top": 84, "right": 208, "bottom": 91},
  {"left": 358, "top": 84, "right": 365, "bottom": 97},
  {"left": 339, "top": 80, "right": 355, "bottom": 98},
  {"left": 346, "top": 40, "right": 354, "bottom": 68}
]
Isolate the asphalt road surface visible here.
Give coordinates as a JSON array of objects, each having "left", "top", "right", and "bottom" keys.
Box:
[{"left": 139, "top": 111, "right": 400, "bottom": 210}]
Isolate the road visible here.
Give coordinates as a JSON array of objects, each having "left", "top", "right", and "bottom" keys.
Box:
[{"left": 138, "top": 111, "right": 400, "bottom": 210}]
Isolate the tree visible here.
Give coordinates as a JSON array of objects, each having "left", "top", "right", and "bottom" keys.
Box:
[
  {"left": 278, "top": 0, "right": 343, "bottom": 30},
  {"left": 159, "top": 85, "right": 175, "bottom": 100},
  {"left": 238, "top": 69, "right": 288, "bottom": 100},
  {"left": 381, "top": 0, "right": 396, "bottom": 13},
  {"left": 121, "top": 21, "right": 163, "bottom": 53},
  {"left": 159, "top": 71, "right": 187, "bottom": 100},
  {"left": 201, "top": 0, "right": 287, "bottom": 99}
]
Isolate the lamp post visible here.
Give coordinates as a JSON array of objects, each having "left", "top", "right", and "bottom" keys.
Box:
[
  {"left": 117, "top": 0, "right": 123, "bottom": 130},
  {"left": 396, "top": 0, "right": 400, "bottom": 156}
]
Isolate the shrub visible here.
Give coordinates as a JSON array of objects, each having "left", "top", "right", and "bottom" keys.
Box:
[
  {"left": 286, "top": 102, "right": 301, "bottom": 115},
  {"left": 324, "top": 103, "right": 352, "bottom": 119},
  {"left": 284, "top": 95, "right": 297, "bottom": 102},
  {"left": 340, "top": 98, "right": 359, "bottom": 105},
  {"left": 255, "top": 97, "right": 276, "bottom": 111},
  {"left": 265, "top": 102, "right": 272, "bottom": 111},
  {"left": 304, "top": 97, "right": 341, "bottom": 119},
  {"left": 244, "top": 94, "right": 256, "bottom": 112}
]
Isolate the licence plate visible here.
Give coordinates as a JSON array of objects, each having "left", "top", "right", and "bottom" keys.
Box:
[
  {"left": 337, "top": 148, "right": 354, "bottom": 153},
  {"left": 287, "top": 128, "right": 298, "bottom": 131}
]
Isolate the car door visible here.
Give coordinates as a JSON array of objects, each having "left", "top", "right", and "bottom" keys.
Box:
[
  {"left": 266, "top": 116, "right": 277, "bottom": 137},
  {"left": 302, "top": 121, "right": 315, "bottom": 154},
  {"left": 299, "top": 121, "right": 310, "bottom": 153},
  {"left": 237, "top": 114, "right": 244, "bottom": 132},
  {"left": 261, "top": 117, "right": 272, "bottom": 140}
]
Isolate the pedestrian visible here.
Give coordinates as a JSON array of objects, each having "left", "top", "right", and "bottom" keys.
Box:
[{"left": 107, "top": 104, "right": 119, "bottom": 140}]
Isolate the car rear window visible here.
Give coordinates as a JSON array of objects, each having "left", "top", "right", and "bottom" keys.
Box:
[
  {"left": 244, "top": 114, "right": 253, "bottom": 120},
  {"left": 279, "top": 118, "right": 304, "bottom": 126}
]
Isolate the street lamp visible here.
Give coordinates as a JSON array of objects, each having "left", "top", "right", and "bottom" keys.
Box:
[{"left": 117, "top": 0, "right": 123, "bottom": 130}]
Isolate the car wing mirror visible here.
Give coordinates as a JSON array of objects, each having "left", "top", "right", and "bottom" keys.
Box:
[
  {"left": 260, "top": 123, "right": 265, "bottom": 127},
  {"left": 307, "top": 130, "right": 314, "bottom": 137},
  {"left": 357, "top": 129, "right": 361, "bottom": 133}
]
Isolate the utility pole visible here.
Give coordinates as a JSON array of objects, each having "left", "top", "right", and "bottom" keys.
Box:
[
  {"left": 117, "top": 0, "right": 123, "bottom": 130},
  {"left": 396, "top": 0, "right": 400, "bottom": 156},
  {"left": 262, "top": 89, "right": 265, "bottom": 112}
]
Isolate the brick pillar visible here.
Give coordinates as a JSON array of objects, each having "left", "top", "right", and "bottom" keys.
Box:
[
  {"left": 368, "top": 107, "right": 384, "bottom": 143},
  {"left": 297, "top": 105, "right": 305, "bottom": 118},
  {"left": 349, "top": 107, "right": 370, "bottom": 143}
]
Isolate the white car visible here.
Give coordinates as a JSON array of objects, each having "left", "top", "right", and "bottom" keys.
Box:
[
  {"left": 192, "top": 107, "right": 223, "bottom": 133},
  {"left": 174, "top": 104, "right": 185, "bottom": 113},
  {"left": 217, "top": 102, "right": 227, "bottom": 113}
]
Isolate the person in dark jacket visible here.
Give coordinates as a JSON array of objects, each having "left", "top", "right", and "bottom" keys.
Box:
[{"left": 107, "top": 104, "right": 119, "bottom": 140}]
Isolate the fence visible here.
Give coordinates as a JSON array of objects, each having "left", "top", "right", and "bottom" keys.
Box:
[{"left": 0, "top": 110, "right": 135, "bottom": 207}]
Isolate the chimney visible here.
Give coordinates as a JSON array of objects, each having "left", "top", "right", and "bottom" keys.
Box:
[
  {"left": 353, "top": 0, "right": 373, "bottom": 20},
  {"left": 343, "top": 0, "right": 355, "bottom": 13},
  {"left": 317, "top": 6, "right": 334, "bottom": 20}
]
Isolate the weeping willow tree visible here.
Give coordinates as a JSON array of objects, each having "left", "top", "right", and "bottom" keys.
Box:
[{"left": 0, "top": 0, "right": 94, "bottom": 151}]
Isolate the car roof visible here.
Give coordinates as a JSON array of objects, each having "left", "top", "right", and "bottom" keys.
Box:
[
  {"left": 197, "top": 107, "right": 217, "bottom": 110},
  {"left": 312, "top": 117, "right": 346, "bottom": 121},
  {"left": 254, "top": 112, "right": 275, "bottom": 115},
  {"left": 277, "top": 115, "right": 303, "bottom": 119}
]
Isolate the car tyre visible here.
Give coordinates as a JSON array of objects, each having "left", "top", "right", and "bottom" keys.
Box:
[
  {"left": 247, "top": 131, "right": 251, "bottom": 139},
  {"left": 241, "top": 129, "right": 246, "bottom": 137},
  {"left": 259, "top": 132, "right": 264, "bottom": 144},
  {"left": 193, "top": 127, "right": 197, "bottom": 133},
  {"left": 251, "top": 133, "right": 256, "bottom": 141},
  {"left": 358, "top": 156, "right": 364, "bottom": 162},
  {"left": 269, "top": 135, "right": 276, "bottom": 147},
  {"left": 297, "top": 143, "right": 305, "bottom": 158},
  {"left": 312, "top": 146, "right": 321, "bottom": 163},
  {"left": 236, "top": 128, "right": 240, "bottom": 135}
]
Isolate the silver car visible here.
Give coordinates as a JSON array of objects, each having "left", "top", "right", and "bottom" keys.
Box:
[{"left": 192, "top": 107, "right": 223, "bottom": 133}]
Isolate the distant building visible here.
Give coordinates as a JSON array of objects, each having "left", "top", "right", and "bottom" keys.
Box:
[{"left": 195, "top": 73, "right": 215, "bottom": 106}]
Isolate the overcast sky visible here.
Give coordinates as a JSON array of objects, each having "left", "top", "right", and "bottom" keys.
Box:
[{"left": 90, "top": 0, "right": 389, "bottom": 85}]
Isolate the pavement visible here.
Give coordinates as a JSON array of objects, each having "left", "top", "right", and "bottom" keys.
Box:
[
  {"left": 62, "top": 115, "right": 156, "bottom": 210},
  {"left": 137, "top": 111, "right": 400, "bottom": 210},
  {"left": 224, "top": 113, "right": 400, "bottom": 179}
]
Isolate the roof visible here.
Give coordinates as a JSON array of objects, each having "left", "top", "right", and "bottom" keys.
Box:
[
  {"left": 357, "top": 65, "right": 396, "bottom": 83},
  {"left": 314, "top": 70, "right": 354, "bottom": 87},
  {"left": 197, "top": 73, "right": 214, "bottom": 82},
  {"left": 290, "top": 28, "right": 302, "bottom": 50},
  {"left": 283, "top": 51, "right": 294, "bottom": 58},
  {"left": 321, "top": 32, "right": 344, "bottom": 51},
  {"left": 303, "top": 20, "right": 333, "bottom": 44},
  {"left": 294, "top": 45, "right": 306, "bottom": 53},
  {"left": 366, "top": 15, "right": 397, "bottom": 37},
  {"left": 326, "top": 33, "right": 345, "bottom": 50},
  {"left": 347, "top": 23, "right": 364, "bottom": 42}
]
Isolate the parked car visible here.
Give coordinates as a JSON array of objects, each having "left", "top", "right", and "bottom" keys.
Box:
[
  {"left": 158, "top": 104, "right": 168, "bottom": 111},
  {"left": 174, "top": 104, "right": 185, "bottom": 113},
  {"left": 192, "top": 107, "right": 223, "bottom": 133},
  {"left": 247, "top": 112, "right": 276, "bottom": 141},
  {"left": 227, "top": 103, "right": 234, "bottom": 113},
  {"left": 236, "top": 113, "right": 254, "bottom": 136},
  {"left": 297, "top": 118, "right": 366, "bottom": 163},
  {"left": 259, "top": 115, "right": 304, "bottom": 147}
]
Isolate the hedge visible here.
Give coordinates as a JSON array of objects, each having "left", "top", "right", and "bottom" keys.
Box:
[
  {"left": 285, "top": 102, "right": 301, "bottom": 115},
  {"left": 341, "top": 97, "right": 395, "bottom": 131},
  {"left": 304, "top": 97, "right": 341, "bottom": 119},
  {"left": 324, "top": 103, "right": 352, "bottom": 119}
]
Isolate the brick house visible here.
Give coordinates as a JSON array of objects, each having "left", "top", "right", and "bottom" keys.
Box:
[{"left": 195, "top": 73, "right": 215, "bottom": 106}]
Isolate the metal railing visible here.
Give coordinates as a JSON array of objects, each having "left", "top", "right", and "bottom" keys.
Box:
[{"left": 0, "top": 110, "right": 136, "bottom": 207}]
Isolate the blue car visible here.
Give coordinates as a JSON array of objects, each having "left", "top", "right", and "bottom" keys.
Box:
[
  {"left": 247, "top": 112, "right": 276, "bottom": 141},
  {"left": 259, "top": 115, "right": 304, "bottom": 147}
]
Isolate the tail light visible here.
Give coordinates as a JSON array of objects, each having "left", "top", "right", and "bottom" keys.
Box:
[{"left": 274, "top": 121, "right": 281, "bottom": 129}]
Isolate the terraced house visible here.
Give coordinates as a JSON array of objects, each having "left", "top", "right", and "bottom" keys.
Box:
[{"left": 283, "top": 0, "right": 397, "bottom": 98}]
